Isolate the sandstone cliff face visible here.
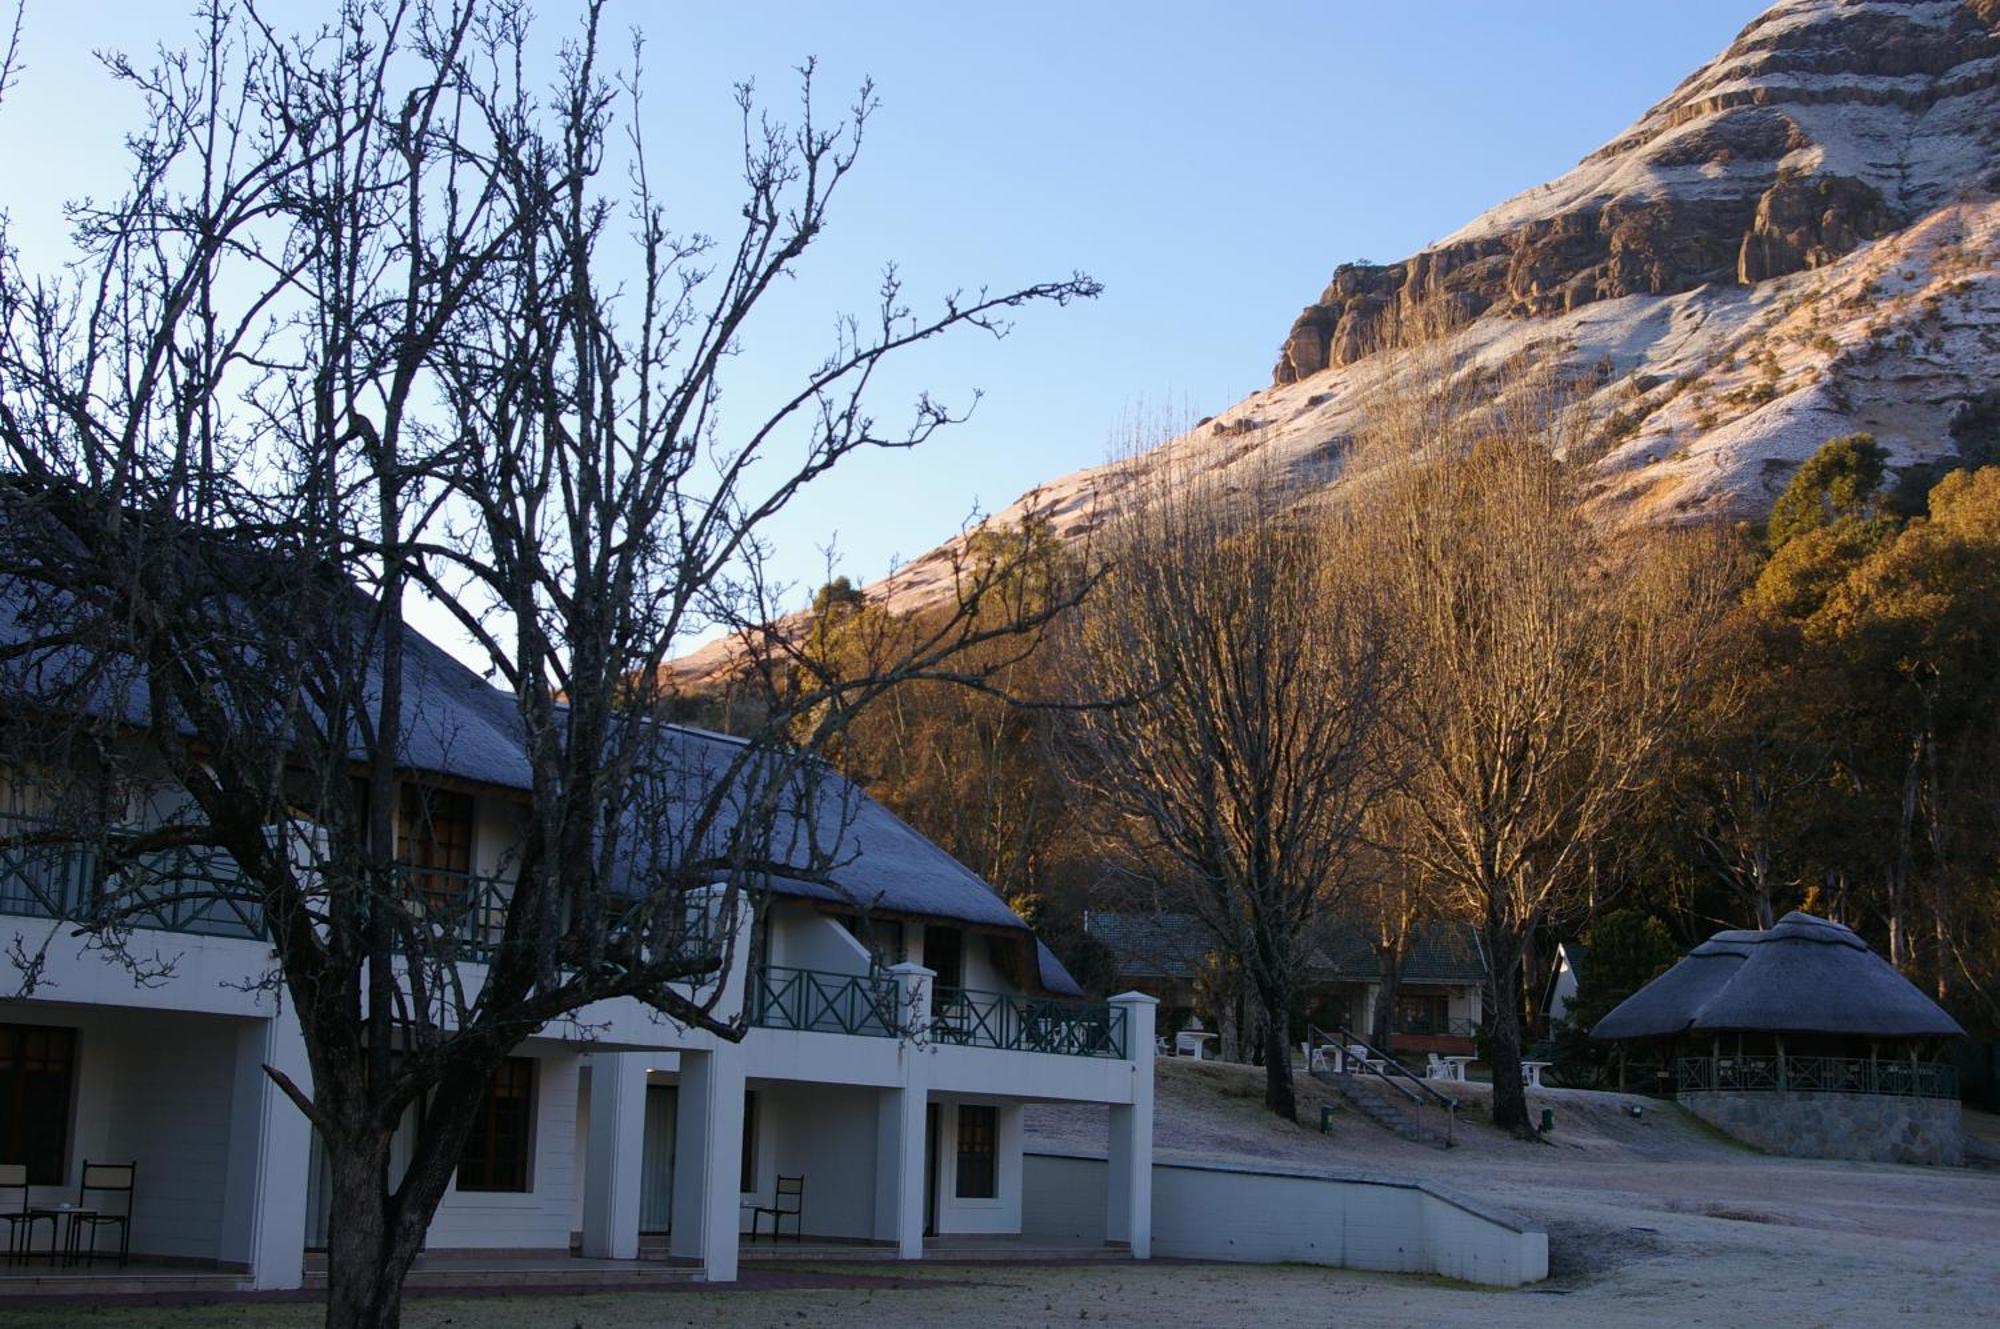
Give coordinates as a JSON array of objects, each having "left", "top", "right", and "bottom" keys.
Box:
[{"left": 1273, "top": 0, "right": 2000, "bottom": 383}]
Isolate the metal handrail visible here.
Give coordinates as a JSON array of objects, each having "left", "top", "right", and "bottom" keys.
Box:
[
  {"left": 932, "top": 986, "right": 1127, "bottom": 1059},
  {"left": 1309, "top": 1022, "right": 1458, "bottom": 1146},
  {"left": 1675, "top": 1054, "right": 1958, "bottom": 1100}
]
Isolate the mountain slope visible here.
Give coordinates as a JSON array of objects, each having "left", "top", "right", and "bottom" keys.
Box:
[{"left": 669, "top": 0, "right": 2000, "bottom": 674}]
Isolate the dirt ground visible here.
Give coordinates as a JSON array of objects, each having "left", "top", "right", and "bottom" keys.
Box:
[{"left": 10, "top": 1061, "right": 1996, "bottom": 1327}]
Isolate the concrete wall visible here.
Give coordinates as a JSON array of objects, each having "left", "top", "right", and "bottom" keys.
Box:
[
  {"left": 1680, "top": 1090, "right": 1964, "bottom": 1166},
  {"left": 1023, "top": 1152, "right": 1547, "bottom": 1288}
]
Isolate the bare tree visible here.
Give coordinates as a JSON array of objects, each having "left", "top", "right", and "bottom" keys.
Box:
[
  {"left": 1363, "top": 362, "right": 1736, "bottom": 1134},
  {"left": 0, "top": 4, "right": 1093, "bottom": 1326},
  {"left": 1059, "top": 457, "right": 1397, "bottom": 1120}
]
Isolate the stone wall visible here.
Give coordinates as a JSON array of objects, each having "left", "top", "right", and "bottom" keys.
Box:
[{"left": 1681, "top": 1090, "right": 1963, "bottom": 1166}]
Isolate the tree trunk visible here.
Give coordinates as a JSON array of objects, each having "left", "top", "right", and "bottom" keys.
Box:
[
  {"left": 1485, "top": 927, "right": 1531, "bottom": 1135},
  {"left": 1369, "top": 940, "right": 1402, "bottom": 1055},
  {"left": 1261, "top": 986, "right": 1296, "bottom": 1121},
  {"left": 322, "top": 1128, "right": 426, "bottom": 1329},
  {"left": 1889, "top": 733, "right": 1921, "bottom": 968}
]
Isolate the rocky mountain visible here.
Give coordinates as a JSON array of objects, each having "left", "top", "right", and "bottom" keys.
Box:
[{"left": 669, "top": 0, "right": 2000, "bottom": 676}]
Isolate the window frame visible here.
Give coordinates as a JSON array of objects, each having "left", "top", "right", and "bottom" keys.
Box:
[
  {"left": 0, "top": 1023, "right": 76, "bottom": 1186},
  {"left": 953, "top": 1103, "right": 998, "bottom": 1201},
  {"left": 456, "top": 1056, "right": 535, "bottom": 1194}
]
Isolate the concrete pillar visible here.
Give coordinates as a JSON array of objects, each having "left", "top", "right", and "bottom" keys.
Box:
[
  {"left": 887, "top": 961, "right": 933, "bottom": 1043},
  {"left": 668, "top": 1045, "right": 746, "bottom": 1282},
  {"left": 874, "top": 962, "right": 934, "bottom": 1259},
  {"left": 872, "top": 1082, "right": 928, "bottom": 1257},
  {"left": 1106, "top": 991, "right": 1157, "bottom": 1259},
  {"left": 580, "top": 1052, "right": 649, "bottom": 1259},
  {"left": 217, "top": 1012, "right": 312, "bottom": 1290}
]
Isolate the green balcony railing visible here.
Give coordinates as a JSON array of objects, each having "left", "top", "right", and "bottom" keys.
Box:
[
  {"left": 0, "top": 817, "right": 265, "bottom": 941},
  {"left": 1675, "top": 1054, "right": 1959, "bottom": 1099},
  {"left": 931, "top": 986, "right": 1127, "bottom": 1059},
  {"left": 0, "top": 815, "right": 716, "bottom": 969},
  {"left": 752, "top": 965, "right": 901, "bottom": 1038}
]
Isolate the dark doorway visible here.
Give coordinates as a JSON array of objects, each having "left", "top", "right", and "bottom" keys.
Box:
[{"left": 923, "top": 1102, "right": 939, "bottom": 1237}]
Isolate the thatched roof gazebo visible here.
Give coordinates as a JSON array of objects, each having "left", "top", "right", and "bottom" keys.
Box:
[{"left": 1591, "top": 911, "right": 1964, "bottom": 1165}]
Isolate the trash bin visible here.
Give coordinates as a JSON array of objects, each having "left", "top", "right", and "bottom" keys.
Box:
[{"left": 1320, "top": 1104, "right": 1336, "bottom": 1134}]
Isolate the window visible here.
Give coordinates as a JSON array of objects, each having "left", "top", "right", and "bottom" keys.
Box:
[
  {"left": 927, "top": 926, "right": 963, "bottom": 1011},
  {"left": 397, "top": 785, "right": 474, "bottom": 908},
  {"left": 954, "top": 1104, "right": 997, "bottom": 1200},
  {"left": 839, "top": 914, "right": 905, "bottom": 968},
  {"left": 458, "top": 1057, "right": 534, "bottom": 1192},
  {"left": 740, "top": 1090, "right": 759, "bottom": 1194},
  {"left": 0, "top": 1024, "right": 76, "bottom": 1185},
  {"left": 1394, "top": 993, "right": 1451, "bottom": 1036}
]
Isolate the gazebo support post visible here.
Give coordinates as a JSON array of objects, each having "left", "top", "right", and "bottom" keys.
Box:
[{"left": 1775, "top": 1033, "right": 1786, "bottom": 1092}]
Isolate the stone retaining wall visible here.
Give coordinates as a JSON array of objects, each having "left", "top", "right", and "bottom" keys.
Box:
[{"left": 1681, "top": 1089, "right": 1963, "bottom": 1166}]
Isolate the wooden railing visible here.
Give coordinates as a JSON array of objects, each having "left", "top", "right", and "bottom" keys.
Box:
[
  {"left": 749, "top": 967, "right": 1128, "bottom": 1058},
  {"left": 931, "top": 986, "right": 1127, "bottom": 1059},
  {"left": 1675, "top": 1054, "right": 1958, "bottom": 1099},
  {"left": 751, "top": 965, "right": 902, "bottom": 1038},
  {"left": 0, "top": 816, "right": 712, "bottom": 969},
  {"left": 0, "top": 816, "right": 265, "bottom": 940}
]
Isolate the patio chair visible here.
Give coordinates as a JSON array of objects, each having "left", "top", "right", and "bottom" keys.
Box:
[
  {"left": 747, "top": 1174, "right": 804, "bottom": 1242},
  {"left": 66, "top": 1162, "right": 135, "bottom": 1268},
  {"left": 0, "top": 1163, "right": 38, "bottom": 1265},
  {"left": 1425, "top": 1053, "right": 1447, "bottom": 1079}
]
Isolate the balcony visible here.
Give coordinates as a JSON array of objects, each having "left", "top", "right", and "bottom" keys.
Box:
[
  {"left": 933, "top": 986, "right": 1127, "bottom": 1059},
  {"left": 0, "top": 820, "right": 709, "bottom": 967},
  {"left": 748, "top": 965, "right": 1127, "bottom": 1059},
  {"left": 0, "top": 819, "right": 265, "bottom": 940}
]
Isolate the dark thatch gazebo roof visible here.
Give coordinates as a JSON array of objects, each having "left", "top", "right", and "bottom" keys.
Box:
[{"left": 1590, "top": 911, "right": 1965, "bottom": 1043}]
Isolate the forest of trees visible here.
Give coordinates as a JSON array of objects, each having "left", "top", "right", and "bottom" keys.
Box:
[{"left": 714, "top": 371, "right": 2000, "bottom": 1131}]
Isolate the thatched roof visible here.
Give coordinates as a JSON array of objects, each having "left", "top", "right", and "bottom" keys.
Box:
[{"left": 1591, "top": 911, "right": 1964, "bottom": 1042}]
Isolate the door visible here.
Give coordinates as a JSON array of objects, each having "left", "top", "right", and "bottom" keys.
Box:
[
  {"left": 923, "top": 1102, "right": 939, "bottom": 1237},
  {"left": 639, "top": 1084, "right": 677, "bottom": 1234}
]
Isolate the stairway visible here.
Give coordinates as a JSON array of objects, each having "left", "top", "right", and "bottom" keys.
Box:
[{"left": 1313, "top": 1068, "right": 1455, "bottom": 1149}]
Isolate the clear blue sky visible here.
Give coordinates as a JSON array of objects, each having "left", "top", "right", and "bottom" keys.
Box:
[{"left": 0, "top": 1, "right": 1769, "bottom": 637}]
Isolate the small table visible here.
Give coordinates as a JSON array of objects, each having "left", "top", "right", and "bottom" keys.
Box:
[
  {"left": 19, "top": 1206, "right": 96, "bottom": 1267},
  {"left": 1521, "top": 1060, "right": 1552, "bottom": 1089},
  {"left": 1174, "top": 1031, "right": 1216, "bottom": 1061},
  {"left": 1441, "top": 1055, "right": 1475, "bottom": 1082}
]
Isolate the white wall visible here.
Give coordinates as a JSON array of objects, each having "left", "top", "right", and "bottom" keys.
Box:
[
  {"left": 930, "top": 1099, "right": 1023, "bottom": 1236},
  {"left": 1022, "top": 1152, "right": 1547, "bottom": 1288},
  {"left": 424, "top": 1047, "right": 581, "bottom": 1251},
  {"left": 747, "top": 1080, "right": 880, "bottom": 1238},
  {"left": 769, "top": 905, "right": 874, "bottom": 975}
]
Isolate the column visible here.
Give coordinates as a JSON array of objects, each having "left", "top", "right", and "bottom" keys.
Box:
[
  {"left": 668, "top": 1045, "right": 747, "bottom": 1282},
  {"left": 1106, "top": 991, "right": 1157, "bottom": 1259},
  {"left": 873, "top": 962, "right": 933, "bottom": 1258},
  {"left": 218, "top": 1011, "right": 313, "bottom": 1289},
  {"left": 580, "top": 1052, "right": 649, "bottom": 1259}
]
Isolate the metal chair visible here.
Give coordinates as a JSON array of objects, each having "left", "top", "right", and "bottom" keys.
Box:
[
  {"left": 66, "top": 1162, "right": 135, "bottom": 1267},
  {"left": 0, "top": 1163, "right": 41, "bottom": 1265},
  {"left": 747, "top": 1174, "right": 804, "bottom": 1241}
]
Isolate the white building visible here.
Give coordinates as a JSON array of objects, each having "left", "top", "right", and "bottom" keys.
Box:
[{"left": 0, "top": 634, "right": 1154, "bottom": 1288}]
